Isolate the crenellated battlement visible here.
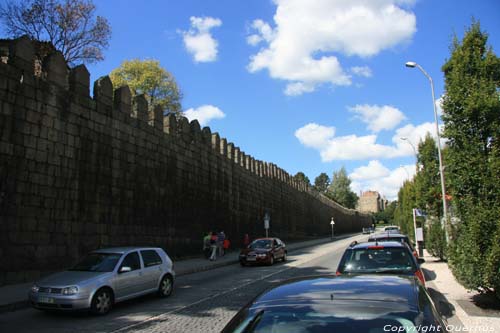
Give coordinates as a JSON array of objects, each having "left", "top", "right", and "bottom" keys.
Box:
[{"left": 0, "top": 37, "right": 370, "bottom": 286}]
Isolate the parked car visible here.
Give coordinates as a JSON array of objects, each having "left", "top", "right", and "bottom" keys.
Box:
[
  {"left": 369, "top": 232, "right": 419, "bottom": 258},
  {"left": 29, "top": 247, "right": 175, "bottom": 315},
  {"left": 337, "top": 241, "right": 426, "bottom": 285},
  {"left": 221, "top": 275, "right": 446, "bottom": 333},
  {"left": 239, "top": 238, "right": 287, "bottom": 266},
  {"left": 383, "top": 225, "right": 400, "bottom": 232},
  {"left": 362, "top": 227, "right": 371, "bottom": 234}
]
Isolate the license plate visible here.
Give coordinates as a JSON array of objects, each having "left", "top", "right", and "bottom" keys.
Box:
[
  {"left": 38, "top": 296, "right": 55, "bottom": 304},
  {"left": 247, "top": 257, "right": 256, "bottom": 261}
]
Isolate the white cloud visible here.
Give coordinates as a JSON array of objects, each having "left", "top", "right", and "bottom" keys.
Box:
[
  {"left": 247, "top": 0, "right": 416, "bottom": 95},
  {"left": 349, "top": 104, "right": 406, "bottom": 132},
  {"left": 350, "top": 161, "right": 416, "bottom": 200},
  {"left": 349, "top": 160, "right": 390, "bottom": 181},
  {"left": 295, "top": 121, "right": 444, "bottom": 162},
  {"left": 183, "top": 105, "right": 226, "bottom": 126},
  {"left": 294, "top": 123, "right": 335, "bottom": 149},
  {"left": 351, "top": 66, "right": 373, "bottom": 78},
  {"left": 181, "top": 16, "right": 222, "bottom": 63}
]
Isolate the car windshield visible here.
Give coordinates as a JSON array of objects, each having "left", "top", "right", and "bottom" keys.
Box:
[
  {"left": 249, "top": 240, "right": 272, "bottom": 249},
  {"left": 69, "top": 253, "right": 122, "bottom": 272},
  {"left": 231, "top": 305, "right": 432, "bottom": 333},
  {"left": 341, "top": 248, "right": 416, "bottom": 273}
]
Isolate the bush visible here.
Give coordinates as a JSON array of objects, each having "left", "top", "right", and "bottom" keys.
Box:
[{"left": 426, "top": 218, "right": 447, "bottom": 260}]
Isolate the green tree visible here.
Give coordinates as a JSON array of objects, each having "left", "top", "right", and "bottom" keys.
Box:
[
  {"left": 441, "top": 21, "right": 500, "bottom": 295},
  {"left": 0, "top": 0, "right": 111, "bottom": 65},
  {"left": 293, "top": 172, "right": 310, "bottom": 185},
  {"left": 313, "top": 173, "right": 330, "bottom": 193},
  {"left": 327, "top": 167, "right": 358, "bottom": 209},
  {"left": 110, "top": 59, "right": 183, "bottom": 115},
  {"left": 413, "top": 135, "right": 442, "bottom": 218}
]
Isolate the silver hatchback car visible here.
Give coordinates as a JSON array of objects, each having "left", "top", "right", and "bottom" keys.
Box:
[{"left": 29, "top": 247, "right": 175, "bottom": 315}]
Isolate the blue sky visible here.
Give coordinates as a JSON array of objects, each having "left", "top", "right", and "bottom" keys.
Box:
[{"left": 86, "top": 0, "right": 500, "bottom": 200}]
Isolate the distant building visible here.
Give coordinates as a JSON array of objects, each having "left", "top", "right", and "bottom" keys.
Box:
[{"left": 357, "top": 191, "right": 386, "bottom": 213}]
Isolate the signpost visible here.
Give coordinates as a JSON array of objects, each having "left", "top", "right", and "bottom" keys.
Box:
[
  {"left": 264, "top": 212, "right": 270, "bottom": 238},
  {"left": 330, "top": 217, "right": 335, "bottom": 240}
]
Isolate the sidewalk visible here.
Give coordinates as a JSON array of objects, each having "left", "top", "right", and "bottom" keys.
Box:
[
  {"left": 0, "top": 236, "right": 345, "bottom": 314},
  {"left": 421, "top": 250, "right": 500, "bottom": 332}
]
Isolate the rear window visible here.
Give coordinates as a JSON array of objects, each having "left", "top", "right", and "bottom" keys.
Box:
[
  {"left": 140, "top": 250, "right": 163, "bottom": 267},
  {"left": 340, "top": 247, "right": 416, "bottom": 273}
]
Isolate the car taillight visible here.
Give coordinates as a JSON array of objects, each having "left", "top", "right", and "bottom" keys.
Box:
[
  {"left": 368, "top": 246, "right": 384, "bottom": 249},
  {"left": 413, "top": 250, "right": 418, "bottom": 258},
  {"left": 335, "top": 270, "right": 341, "bottom": 276},
  {"left": 415, "top": 269, "right": 426, "bottom": 285}
]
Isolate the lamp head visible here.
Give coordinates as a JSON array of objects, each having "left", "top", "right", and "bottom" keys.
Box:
[
  {"left": 400, "top": 137, "right": 408, "bottom": 141},
  {"left": 405, "top": 61, "right": 417, "bottom": 68}
]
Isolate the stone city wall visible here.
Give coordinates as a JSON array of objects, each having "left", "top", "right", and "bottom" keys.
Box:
[{"left": 0, "top": 37, "right": 371, "bottom": 285}]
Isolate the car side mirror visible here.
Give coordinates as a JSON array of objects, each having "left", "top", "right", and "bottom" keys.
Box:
[
  {"left": 417, "top": 258, "right": 425, "bottom": 264},
  {"left": 119, "top": 266, "right": 132, "bottom": 273}
]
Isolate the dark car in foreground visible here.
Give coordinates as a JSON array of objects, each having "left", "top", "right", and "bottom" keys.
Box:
[
  {"left": 222, "top": 275, "right": 447, "bottom": 333},
  {"left": 369, "top": 232, "right": 419, "bottom": 258},
  {"left": 29, "top": 247, "right": 175, "bottom": 315},
  {"left": 239, "top": 238, "right": 287, "bottom": 266},
  {"left": 337, "top": 241, "right": 425, "bottom": 285}
]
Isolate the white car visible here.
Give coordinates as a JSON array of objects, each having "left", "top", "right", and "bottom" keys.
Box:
[{"left": 29, "top": 247, "right": 175, "bottom": 315}]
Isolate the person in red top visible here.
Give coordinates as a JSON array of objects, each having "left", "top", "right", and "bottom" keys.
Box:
[
  {"left": 243, "top": 234, "right": 250, "bottom": 248},
  {"left": 223, "top": 238, "right": 231, "bottom": 255}
]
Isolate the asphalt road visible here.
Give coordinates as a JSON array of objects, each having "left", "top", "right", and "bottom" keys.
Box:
[{"left": 0, "top": 234, "right": 366, "bottom": 333}]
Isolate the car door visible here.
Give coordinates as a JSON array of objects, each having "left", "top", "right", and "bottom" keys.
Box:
[
  {"left": 274, "top": 238, "right": 284, "bottom": 259},
  {"left": 114, "top": 251, "right": 144, "bottom": 299},
  {"left": 140, "top": 249, "right": 164, "bottom": 290}
]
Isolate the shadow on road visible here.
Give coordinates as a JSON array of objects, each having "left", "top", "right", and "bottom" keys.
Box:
[{"left": 426, "top": 287, "right": 456, "bottom": 319}]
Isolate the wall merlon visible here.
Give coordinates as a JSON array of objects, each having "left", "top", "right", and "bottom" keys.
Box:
[
  {"left": 189, "top": 119, "right": 201, "bottom": 141},
  {"left": 211, "top": 133, "right": 220, "bottom": 153},
  {"left": 151, "top": 105, "right": 163, "bottom": 130},
  {"left": 178, "top": 117, "right": 190, "bottom": 141},
  {"left": 43, "top": 52, "right": 68, "bottom": 90},
  {"left": 220, "top": 138, "right": 227, "bottom": 157},
  {"left": 93, "top": 76, "right": 113, "bottom": 107},
  {"left": 201, "top": 127, "right": 211, "bottom": 145},
  {"left": 69, "top": 65, "right": 90, "bottom": 96},
  {"left": 211, "top": 133, "right": 220, "bottom": 150},
  {"left": 132, "top": 94, "right": 148, "bottom": 122},
  {"left": 227, "top": 143, "right": 234, "bottom": 160},
  {"left": 113, "top": 85, "right": 131, "bottom": 116},
  {"left": 9, "top": 36, "right": 35, "bottom": 73},
  {"left": 163, "top": 113, "right": 177, "bottom": 135},
  {"left": 233, "top": 146, "right": 239, "bottom": 164}
]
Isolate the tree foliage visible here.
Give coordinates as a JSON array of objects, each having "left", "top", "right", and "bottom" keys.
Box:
[
  {"left": 441, "top": 21, "right": 500, "bottom": 296},
  {"left": 293, "top": 172, "right": 310, "bottom": 186},
  {"left": 326, "top": 167, "right": 358, "bottom": 209},
  {"left": 0, "top": 0, "right": 111, "bottom": 65},
  {"left": 313, "top": 172, "right": 330, "bottom": 193},
  {"left": 110, "top": 59, "right": 183, "bottom": 114}
]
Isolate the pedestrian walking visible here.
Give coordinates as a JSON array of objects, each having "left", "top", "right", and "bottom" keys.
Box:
[
  {"left": 217, "top": 231, "right": 226, "bottom": 257},
  {"left": 203, "top": 231, "right": 211, "bottom": 259},
  {"left": 209, "top": 232, "right": 218, "bottom": 261},
  {"left": 223, "top": 238, "right": 231, "bottom": 255}
]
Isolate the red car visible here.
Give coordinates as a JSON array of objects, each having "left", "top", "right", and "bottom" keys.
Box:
[{"left": 239, "top": 238, "right": 287, "bottom": 266}]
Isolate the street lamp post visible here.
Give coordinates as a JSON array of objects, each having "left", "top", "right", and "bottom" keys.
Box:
[
  {"left": 405, "top": 61, "right": 449, "bottom": 242},
  {"left": 330, "top": 217, "right": 335, "bottom": 240},
  {"left": 400, "top": 137, "right": 418, "bottom": 158}
]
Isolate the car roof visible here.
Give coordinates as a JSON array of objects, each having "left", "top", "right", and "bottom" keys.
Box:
[
  {"left": 92, "top": 247, "right": 162, "bottom": 254},
  {"left": 253, "top": 275, "right": 418, "bottom": 310},
  {"left": 369, "top": 233, "right": 408, "bottom": 239},
  {"left": 350, "top": 241, "right": 407, "bottom": 249}
]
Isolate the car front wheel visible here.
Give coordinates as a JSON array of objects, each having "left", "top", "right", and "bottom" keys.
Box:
[
  {"left": 90, "top": 288, "right": 113, "bottom": 315},
  {"left": 158, "top": 275, "right": 173, "bottom": 298},
  {"left": 269, "top": 255, "right": 274, "bottom": 266},
  {"left": 282, "top": 252, "right": 287, "bottom": 262}
]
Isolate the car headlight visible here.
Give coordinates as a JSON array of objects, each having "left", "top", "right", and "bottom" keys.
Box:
[
  {"left": 62, "top": 286, "right": 79, "bottom": 295},
  {"left": 31, "top": 285, "right": 39, "bottom": 293}
]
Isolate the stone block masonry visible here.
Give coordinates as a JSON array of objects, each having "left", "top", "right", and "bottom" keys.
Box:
[{"left": 0, "top": 37, "right": 372, "bottom": 285}]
